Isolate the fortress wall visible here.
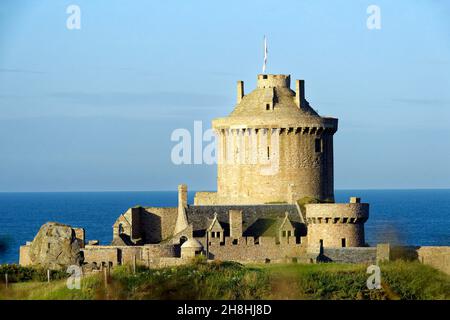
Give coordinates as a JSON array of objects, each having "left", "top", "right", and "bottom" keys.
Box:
[
  {"left": 379, "top": 245, "right": 450, "bottom": 275},
  {"left": 322, "top": 247, "right": 377, "bottom": 264},
  {"left": 375, "top": 244, "right": 450, "bottom": 275},
  {"left": 197, "top": 236, "right": 306, "bottom": 262},
  {"left": 142, "top": 244, "right": 178, "bottom": 258},
  {"left": 83, "top": 246, "right": 119, "bottom": 266},
  {"left": 82, "top": 244, "right": 178, "bottom": 267},
  {"left": 417, "top": 246, "right": 450, "bottom": 275}
]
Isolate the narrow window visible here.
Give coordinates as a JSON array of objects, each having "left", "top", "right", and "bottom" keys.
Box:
[
  {"left": 216, "top": 231, "right": 221, "bottom": 239},
  {"left": 267, "top": 146, "right": 270, "bottom": 159},
  {"left": 287, "top": 231, "right": 291, "bottom": 237},
  {"left": 282, "top": 230, "right": 286, "bottom": 237},
  {"left": 341, "top": 238, "right": 346, "bottom": 247},
  {"left": 315, "top": 138, "right": 322, "bottom": 152},
  {"left": 266, "top": 104, "right": 270, "bottom": 110}
]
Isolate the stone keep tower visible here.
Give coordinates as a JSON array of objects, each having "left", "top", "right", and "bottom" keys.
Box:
[{"left": 196, "top": 74, "right": 338, "bottom": 205}]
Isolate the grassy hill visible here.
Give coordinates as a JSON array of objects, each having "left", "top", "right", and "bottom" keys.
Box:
[{"left": 0, "top": 259, "right": 449, "bottom": 300}]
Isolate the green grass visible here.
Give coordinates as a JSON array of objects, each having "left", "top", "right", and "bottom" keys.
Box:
[
  {"left": 0, "top": 260, "right": 448, "bottom": 300},
  {"left": 380, "top": 260, "right": 450, "bottom": 300}
]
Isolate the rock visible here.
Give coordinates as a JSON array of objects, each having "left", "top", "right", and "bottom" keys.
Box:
[
  {"left": 82, "top": 262, "right": 99, "bottom": 273},
  {"left": 29, "top": 222, "right": 83, "bottom": 270}
]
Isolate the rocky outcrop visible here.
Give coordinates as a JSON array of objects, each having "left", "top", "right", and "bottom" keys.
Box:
[{"left": 29, "top": 222, "right": 83, "bottom": 270}]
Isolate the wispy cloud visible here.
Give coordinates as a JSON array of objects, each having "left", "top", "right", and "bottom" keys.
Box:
[
  {"left": 48, "top": 91, "right": 231, "bottom": 108},
  {"left": 391, "top": 98, "right": 450, "bottom": 106},
  {"left": 0, "top": 68, "right": 45, "bottom": 74}
]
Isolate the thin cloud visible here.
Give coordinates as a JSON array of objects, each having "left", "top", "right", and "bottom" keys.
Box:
[
  {"left": 392, "top": 98, "right": 450, "bottom": 106},
  {"left": 0, "top": 68, "right": 45, "bottom": 74},
  {"left": 48, "top": 91, "right": 232, "bottom": 108}
]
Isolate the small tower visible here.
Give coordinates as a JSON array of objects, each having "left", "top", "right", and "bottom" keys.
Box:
[{"left": 305, "top": 197, "right": 369, "bottom": 248}]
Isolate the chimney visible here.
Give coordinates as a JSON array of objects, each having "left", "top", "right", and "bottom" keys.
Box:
[
  {"left": 350, "top": 197, "right": 361, "bottom": 203},
  {"left": 178, "top": 184, "right": 187, "bottom": 209},
  {"left": 174, "top": 184, "right": 189, "bottom": 234},
  {"left": 229, "top": 210, "right": 243, "bottom": 239},
  {"left": 295, "top": 80, "right": 305, "bottom": 109},
  {"left": 237, "top": 80, "right": 244, "bottom": 103}
]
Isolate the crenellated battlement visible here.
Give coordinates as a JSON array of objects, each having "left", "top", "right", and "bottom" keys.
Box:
[
  {"left": 256, "top": 74, "right": 291, "bottom": 88},
  {"left": 305, "top": 201, "right": 369, "bottom": 224}
]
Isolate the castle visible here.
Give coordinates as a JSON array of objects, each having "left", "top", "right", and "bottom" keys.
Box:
[
  {"left": 18, "top": 73, "right": 450, "bottom": 274},
  {"left": 20, "top": 73, "right": 371, "bottom": 268},
  {"left": 82, "top": 73, "right": 369, "bottom": 267}
]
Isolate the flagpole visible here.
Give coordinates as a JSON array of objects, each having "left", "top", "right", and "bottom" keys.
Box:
[{"left": 262, "top": 35, "right": 268, "bottom": 74}]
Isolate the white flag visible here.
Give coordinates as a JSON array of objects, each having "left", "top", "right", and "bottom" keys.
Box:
[{"left": 262, "top": 36, "right": 268, "bottom": 73}]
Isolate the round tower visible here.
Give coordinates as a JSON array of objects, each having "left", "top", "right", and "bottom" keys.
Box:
[
  {"left": 210, "top": 74, "right": 338, "bottom": 205},
  {"left": 305, "top": 197, "right": 369, "bottom": 248}
]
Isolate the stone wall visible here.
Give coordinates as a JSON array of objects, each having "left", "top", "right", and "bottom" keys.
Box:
[
  {"left": 209, "top": 129, "right": 335, "bottom": 205},
  {"left": 307, "top": 223, "right": 366, "bottom": 248},
  {"left": 196, "top": 236, "right": 306, "bottom": 262},
  {"left": 322, "top": 247, "right": 377, "bottom": 264},
  {"left": 417, "top": 246, "right": 450, "bottom": 275},
  {"left": 82, "top": 244, "right": 178, "bottom": 267},
  {"left": 376, "top": 244, "right": 450, "bottom": 275}
]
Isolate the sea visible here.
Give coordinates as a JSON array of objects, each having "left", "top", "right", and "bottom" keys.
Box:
[{"left": 0, "top": 189, "right": 449, "bottom": 264}]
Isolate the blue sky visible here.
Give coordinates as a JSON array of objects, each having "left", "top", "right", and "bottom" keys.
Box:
[{"left": 0, "top": 0, "right": 449, "bottom": 191}]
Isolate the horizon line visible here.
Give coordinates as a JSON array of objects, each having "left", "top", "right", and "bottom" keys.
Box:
[{"left": 1, "top": 187, "right": 450, "bottom": 193}]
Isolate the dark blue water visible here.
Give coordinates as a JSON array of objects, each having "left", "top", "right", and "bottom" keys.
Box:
[{"left": 0, "top": 190, "right": 449, "bottom": 264}]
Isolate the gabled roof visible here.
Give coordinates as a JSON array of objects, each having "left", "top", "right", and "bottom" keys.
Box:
[
  {"left": 206, "top": 213, "right": 224, "bottom": 232},
  {"left": 279, "top": 212, "right": 295, "bottom": 231},
  {"left": 113, "top": 214, "right": 131, "bottom": 227}
]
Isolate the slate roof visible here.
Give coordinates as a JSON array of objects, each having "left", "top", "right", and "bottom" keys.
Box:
[{"left": 185, "top": 204, "right": 306, "bottom": 238}]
